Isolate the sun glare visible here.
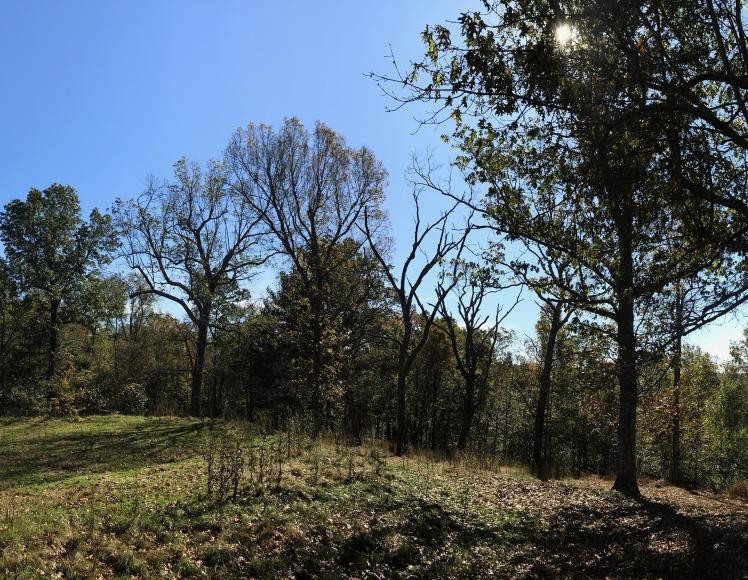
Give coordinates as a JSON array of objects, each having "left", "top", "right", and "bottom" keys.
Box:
[{"left": 555, "top": 23, "right": 574, "bottom": 47}]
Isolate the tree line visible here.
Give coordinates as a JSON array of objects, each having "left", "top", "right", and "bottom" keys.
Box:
[{"left": 1, "top": 0, "right": 748, "bottom": 497}]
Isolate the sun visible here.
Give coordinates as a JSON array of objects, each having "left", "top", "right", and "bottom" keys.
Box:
[{"left": 555, "top": 23, "right": 575, "bottom": 47}]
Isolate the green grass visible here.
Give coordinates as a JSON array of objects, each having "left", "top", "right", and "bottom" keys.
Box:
[
  {"left": 0, "top": 417, "right": 535, "bottom": 578},
  {"left": 0, "top": 415, "right": 205, "bottom": 489},
  {"left": 0, "top": 416, "right": 746, "bottom": 578}
]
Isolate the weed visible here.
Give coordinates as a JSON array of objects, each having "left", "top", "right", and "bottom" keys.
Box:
[{"left": 204, "top": 429, "right": 244, "bottom": 502}]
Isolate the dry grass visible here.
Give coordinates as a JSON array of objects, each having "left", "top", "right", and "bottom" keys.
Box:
[{"left": 727, "top": 480, "right": 748, "bottom": 500}]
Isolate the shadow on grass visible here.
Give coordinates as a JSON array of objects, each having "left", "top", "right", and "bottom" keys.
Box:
[
  {"left": 176, "top": 476, "right": 537, "bottom": 578},
  {"left": 284, "top": 486, "right": 535, "bottom": 578},
  {"left": 520, "top": 493, "right": 748, "bottom": 579},
  {"left": 0, "top": 419, "right": 208, "bottom": 489}
]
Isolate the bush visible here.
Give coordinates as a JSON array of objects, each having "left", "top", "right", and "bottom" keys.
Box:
[{"left": 115, "top": 382, "right": 148, "bottom": 414}]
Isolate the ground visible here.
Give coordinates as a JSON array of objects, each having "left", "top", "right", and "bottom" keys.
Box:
[{"left": 0, "top": 416, "right": 746, "bottom": 579}]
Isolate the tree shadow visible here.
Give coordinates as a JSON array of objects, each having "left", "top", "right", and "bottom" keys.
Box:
[
  {"left": 520, "top": 492, "right": 748, "bottom": 579},
  {"left": 334, "top": 493, "right": 530, "bottom": 577},
  {"left": 0, "top": 419, "right": 208, "bottom": 489}
]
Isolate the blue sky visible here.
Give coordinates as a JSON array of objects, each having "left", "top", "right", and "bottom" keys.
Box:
[{"left": 0, "top": 1, "right": 744, "bottom": 358}]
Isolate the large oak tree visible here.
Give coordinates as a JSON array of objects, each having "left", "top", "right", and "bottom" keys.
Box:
[
  {"left": 0, "top": 184, "right": 115, "bottom": 383},
  {"left": 116, "top": 159, "right": 268, "bottom": 416}
]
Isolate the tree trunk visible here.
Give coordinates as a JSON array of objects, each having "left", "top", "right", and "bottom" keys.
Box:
[
  {"left": 394, "top": 319, "right": 413, "bottom": 456},
  {"left": 670, "top": 286, "right": 684, "bottom": 483},
  {"left": 532, "top": 304, "right": 563, "bottom": 479},
  {"left": 395, "top": 364, "right": 408, "bottom": 456},
  {"left": 613, "top": 299, "right": 639, "bottom": 496},
  {"left": 503, "top": 384, "right": 511, "bottom": 458},
  {"left": 47, "top": 298, "right": 60, "bottom": 380},
  {"left": 612, "top": 223, "right": 640, "bottom": 496},
  {"left": 190, "top": 309, "right": 210, "bottom": 417},
  {"left": 457, "top": 373, "right": 477, "bottom": 451},
  {"left": 309, "top": 293, "right": 325, "bottom": 436}
]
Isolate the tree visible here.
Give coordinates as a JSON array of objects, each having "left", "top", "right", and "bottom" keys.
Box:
[
  {"left": 530, "top": 302, "right": 571, "bottom": 478},
  {"left": 499, "top": 246, "right": 577, "bottom": 478},
  {"left": 533, "top": 314, "right": 618, "bottom": 477},
  {"left": 115, "top": 158, "right": 268, "bottom": 416},
  {"left": 409, "top": 323, "right": 458, "bottom": 449},
  {"left": 531, "top": 1, "right": 748, "bottom": 242},
  {"left": 377, "top": 0, "right": 748, "bottom": 496},
  {"left": 267, "top": 238, "right": 387, "bottom": 437},
  {"left": 670, "top": 284, "right": 685, "bottom": 483},
  {"left": 0, "top": 261, "right": 22, "bottom": 414},
  {"left": 226, "top": 118, "right": 388, "bottom": 433},
  {"left": 436, "top": 260, "right": 517, "bottom": 451},
  {"left": 710, "top": 342, "right": 748, "bottom": 487},
  {"left": 0, "top": 184, "right": 115, "bottom": 383},
  {"left": 489, "top": 119, "right": 746, "bottom": 495},
  {"left": 380, "top": 0, "right": 748, "bottom": 246},
  {"left": 363, "top": 190, "right": 469, "bottom": 455}
]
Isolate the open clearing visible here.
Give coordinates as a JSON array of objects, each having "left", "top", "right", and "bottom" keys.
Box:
[{"left": 0, "top": 416, "right": 746, "bottom": 578}]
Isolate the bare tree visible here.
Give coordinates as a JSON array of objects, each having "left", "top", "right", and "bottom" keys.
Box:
[
  {"left": 115, "top": 158, "right": 269, "bottom": 416},
  {"left": 436, "top": 260, "right": 519, "bottom": 451},
  {"left": 503, "top": 249, "right": 576, "bottom": 479},
  {"left": 363, "top": 190, "right": 469, "bottom": 456}
]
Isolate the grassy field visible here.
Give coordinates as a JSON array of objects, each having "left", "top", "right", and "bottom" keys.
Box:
[{"left": 0, "top": 416, "right": 746, "bottom": 579}]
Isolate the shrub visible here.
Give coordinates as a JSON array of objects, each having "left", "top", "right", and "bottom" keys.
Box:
[{"left": 115, "top": 382, "right": 147, "bottom": 414}]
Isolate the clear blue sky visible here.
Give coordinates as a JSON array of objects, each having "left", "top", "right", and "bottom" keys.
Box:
[
  {"left": 0, "top": 1, "right": 460, "bottom": 284},
  {"left": 0, "top": 1, "right": 457, "bottom": 215},
  {"left": 0, "top": 1, "right": 742, "bottom": 358}
]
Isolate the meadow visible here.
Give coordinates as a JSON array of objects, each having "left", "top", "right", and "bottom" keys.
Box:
[{"left": 0, "top": 416, "right": 746, "bottom": 578}]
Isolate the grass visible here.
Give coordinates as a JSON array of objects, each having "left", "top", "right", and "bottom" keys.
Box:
[{"left": 0, "top": 416, "right": 746, "bottom": 578}]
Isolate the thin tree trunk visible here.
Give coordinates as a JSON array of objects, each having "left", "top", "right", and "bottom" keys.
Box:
[
  {"left": 670, "top": 286, "right": 683, "bottom": 483},
  {"left": 503, "top": 385, "right": 511, "bottom": 458},
  {"left": 309, "top": 293, "right": 325, "bottom": 436},
  {"left": 612, "top": 227, "right": 640, "bottom": 497},
  {"left": 613, "top": 301, "right": 639, "bottom": 496},
  {"left": 306, "top": 252, "right": 328, "bottom": 436},
  {"left": 394, "top": 319, "right": 413, "bottom": 456},
  {"left": 532, "top": 304, "right": 563, "bottom": 479},
  {"left": 395, "top": 365, "right": 408, "bottom": 456}
]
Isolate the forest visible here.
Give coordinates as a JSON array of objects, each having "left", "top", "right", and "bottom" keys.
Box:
[{"left": 1, "top": 0, "right": 748, "bottom": 577}]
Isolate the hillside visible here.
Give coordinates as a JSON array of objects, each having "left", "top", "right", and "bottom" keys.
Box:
[{"left": 0, "top": 416, "right": 746, "bottom": 578}]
